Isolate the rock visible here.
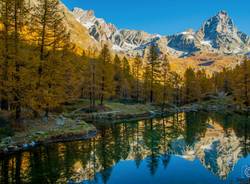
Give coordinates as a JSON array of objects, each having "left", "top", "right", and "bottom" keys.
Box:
[
  {"left": 35, "top": 131, "right": 46, "bottom": 135},
  {"left": 56, "top": 115, "right": 65, "bottom": 126}
]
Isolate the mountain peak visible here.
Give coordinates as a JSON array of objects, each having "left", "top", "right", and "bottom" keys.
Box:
[
  {"left": 217, "top": 10, "right": 228, "bottom": 16},
  {"left": 198, "top": 10, "right": 236, "bottom": 41},
  {"left": 215, "top": 10, "right": 232, "bottom": 26},
  {"left": 71, "top": 7, "right": 250, "bottom": 57}
]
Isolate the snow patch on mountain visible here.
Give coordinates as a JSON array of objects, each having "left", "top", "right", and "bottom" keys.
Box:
[{"left": 201, "top": 40, "right": 212, "bottom": 46}]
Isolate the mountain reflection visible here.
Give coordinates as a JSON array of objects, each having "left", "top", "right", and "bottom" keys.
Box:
[{"left": 0, "top": 112, "right": 249, "bottom": 184}]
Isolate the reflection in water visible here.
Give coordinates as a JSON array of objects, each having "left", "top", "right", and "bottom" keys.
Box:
[{"left": 0, "top": 112, "right": 250, "bottom": 184}]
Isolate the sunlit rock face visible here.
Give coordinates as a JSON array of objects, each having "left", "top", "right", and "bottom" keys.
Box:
[
  {"left": 196, "top": 11, "right": 250, "bottom": 54},
  {"left": 167, "top": 29, "right": 200, "bottom": 53},
  {"left": 72, "top": 7, "right": 159, "bottom": 54},
  {"left": 72, "top": 8, "right": 250, "bottom": 57}
]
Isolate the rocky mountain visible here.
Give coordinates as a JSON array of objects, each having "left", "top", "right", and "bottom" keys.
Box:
[
  {"left": 72, "top": 7, "right": 159, "bottom": 54},
  {"left": 196, "top": 11, "right": 250, "bottom": 54},
  {"left": 72, "top": 8, "right": 250, "bottom": 57}
]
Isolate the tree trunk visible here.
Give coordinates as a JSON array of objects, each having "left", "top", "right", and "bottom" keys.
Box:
[
  {"left": 100, "top": 75, "right": 105, "bottom": 105},
  {"left": 1, "top": 1, "right": 10, "bottom": 110},
  {"left": 14, "top": 0, "right": 22, "bottom": 121}
]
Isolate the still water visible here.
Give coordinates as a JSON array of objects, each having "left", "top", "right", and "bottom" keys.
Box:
[{"left": 0, "top": 112, "right": 250, "bottom": 184}]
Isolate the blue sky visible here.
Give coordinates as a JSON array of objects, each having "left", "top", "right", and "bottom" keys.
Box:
[{"left": 62, "top": 0, "right": 250, "bottom": 35}]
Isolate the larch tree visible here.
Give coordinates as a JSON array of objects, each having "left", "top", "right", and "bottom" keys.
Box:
[
  {"left": 121, "top": 56, "right": 131, "bottom": 100},
  {"left": 132, "top": 55, "right": 143, "bottom": 102},
  {"left": 31, "top": 0, "right": 69, "bottom": 119},
  {"left": 113, "top": 54, "right": 122, "bottom": 99},
  {"left": 168, "top": 71, "right": 182, "bottom": 106},
  {"left": 0, "top": 0, "right": 14, "bottom": 110},
  {"left": 184, "top": 68, "right": 199, "bottom": 103},
  {"left": 161, "top": 55, "right": 170, "bottom": 111},
  {"left": 12, "top": 0, "right": 27, "bottom": 121},
  {"left": 233, "top": 59, "right": 250, "bottom": 106},
  {"left": 98, "top": 44, "right": 114, "bottom": 105},
  {"left": 147, "top": 45, "right": 160, "bottom": 103},
  {"left": 84, "top": 50, "right": 98, "bottom": 111},
  {"left": 196, "top": 70, "right": 213, "bottom": 100}
]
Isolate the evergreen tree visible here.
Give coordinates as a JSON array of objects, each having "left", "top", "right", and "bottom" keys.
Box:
[
  {"left": 168, "top": 71, "right": 182, "bottom": 106},
  {"left": 233, "top": 59, "right": 250, "bottom": 106},
  {"left": 132, "top": 55, "right": 143, "bottom": 102},
  {"left": 0, "top": 0, "right": 14, "bottom": 110},
  {"left": 31, "top": 0, "right": 69, "bottom": 118},
  {"left": 184, "top": 68, "right": 200, "bottom": 103},
  {"left": 121, "top": 56, "right": 131, "bottom": 100},
  {"left": 196, "top": 70, "right": 213, "bottom": 100},
  {"left": 146, "top": 45, "right": 161, "bottom": 103},
  {"left": 161, "top": 55, "right": 170, "bottom": 110},
  {"left": 98, "top": 44, "right": 114, "bottom": 105},
  {"left": 12, "top": 0, "right": 28, "bottom": 121},
  {"left": 113, "top": 54, "right": 122, "bottom": 99},
  {"left": 84, "top": 50, "right": 98, "bottom": 111}
]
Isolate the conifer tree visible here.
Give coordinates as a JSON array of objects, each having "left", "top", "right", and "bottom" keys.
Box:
[
  {"left": 121, "top": 56, "right": 131, "bottom": 100},
  {"left": 132, "top": 55, "right": 143, "bottom": 102},
  {"left": 12, "top": 0, "right": 26, "bottom": 121},
  {"left": 31, "top": 0, "right": 69, "bottom": 118},
  {"left": 99, "top": 44, "right": 114, "bottom": 105},
  {"left": 184, "top": 68, "right": 199, "bottom": 103},
  {"left": 161, "top": 55, "right": 170, "bottom": 110},
  {"left": 83, "top": 50, "right": 98, "bottom": 111},
  {"left": 196, "top": 70, "right": 212, "bottom": 100},
  {"left": 168, "top": 72, "right": 182, "bottom": 106},
  {"left": 147, "top": 45, "right": 160, "bottom": 103},
  {"left": 113, "top": 54, "right": 122, "bottom": 99},
  {"left": 143, "top": 63, "right": 151, "bottom": 102},
  {"left": 0, "top": 0, "right": 14, "bottom": 110},
  {"left": 233, "top": 59, "right": 250, "bottom": 106}
]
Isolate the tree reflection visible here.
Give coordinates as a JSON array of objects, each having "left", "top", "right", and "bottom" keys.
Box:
[{"left": 0, "top": 112, "right": 250, "bottom": 183}]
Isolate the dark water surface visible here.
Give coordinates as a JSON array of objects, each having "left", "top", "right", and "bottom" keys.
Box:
[{"left": 0, "top": 112, "right": 250, "bottom": 184}]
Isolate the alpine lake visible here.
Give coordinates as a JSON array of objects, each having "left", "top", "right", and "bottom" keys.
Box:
[{"left": 0, "top": 112, "right": 250, "bottom": 184}]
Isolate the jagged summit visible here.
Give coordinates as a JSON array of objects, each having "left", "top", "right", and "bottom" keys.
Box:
[
  {"left": 203, "top": 10, "right": 235, "bottom": 35},
  {"left": 196, "top": 10, "right": 249, "bottom": 53},
  {"left": 72, "top": 8, "right": 250, "bottom": 57}
]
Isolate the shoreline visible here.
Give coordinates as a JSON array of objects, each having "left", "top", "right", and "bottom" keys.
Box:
[
  {"left": 0, "top": 130, "right": 97, "bottom": 157},
  {"left": 0, "top": 99, "right": 249, "bottom": 157}
]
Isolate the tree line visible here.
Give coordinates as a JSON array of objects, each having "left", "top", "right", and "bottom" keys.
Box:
[{"left": 0, "top": 0, "right": 250, "bottom": 122}]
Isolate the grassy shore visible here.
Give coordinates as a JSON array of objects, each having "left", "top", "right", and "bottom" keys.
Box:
[
  {"left": 0, "top": 114, "right": 96, "bottom": 155},
  {"left": 63, "top": 99, "right": 165, "bottom": 122}
]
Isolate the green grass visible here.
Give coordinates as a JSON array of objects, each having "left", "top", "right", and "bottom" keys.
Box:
[{"left": 0, "top": 117, "right": 96, "bottom": 150}]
